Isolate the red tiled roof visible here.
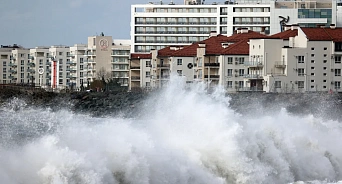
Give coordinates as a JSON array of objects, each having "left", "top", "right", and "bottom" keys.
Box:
[
  {"left": 301, "top": 27, "right": 342, "bottom": 42},
  {"left": 130, "top": 53, "right": 152, "bottom": 59},
  {"left": 157, "top": 45, "right": 188, "bottom": 57},
  {"left": 269, "top": 29, "right": 298, "bottom": 40},
  {"left": 158, "top": 31, "right": 268, "bottom": 57},
  {"left": 221, "top": 39, "right": 250, "bottom": 55}
]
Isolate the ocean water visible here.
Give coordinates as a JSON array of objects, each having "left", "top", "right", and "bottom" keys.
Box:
[{"left": 1, "top": 77, "right": 342, "bottom": 184}]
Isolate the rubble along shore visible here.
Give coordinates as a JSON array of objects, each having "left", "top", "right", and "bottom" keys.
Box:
[{"left": 1, "top": 88, "right": 342, "bottom": 120}]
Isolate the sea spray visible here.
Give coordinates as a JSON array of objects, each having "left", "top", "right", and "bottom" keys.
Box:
[{"left": 0, "top": 76, "right": 342, "bottom": 184}]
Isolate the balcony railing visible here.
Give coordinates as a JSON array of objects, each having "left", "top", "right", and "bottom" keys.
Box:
[
  {"left": 131, "top": 76, "right": 141, "bottom": 80},
  {"left": 244, "top": 74, "right": 263, "bottom": 79},
  {"left": 204, "top": 63, "right": 220, "bottom": 67},
  {"left": 9, "top": 63, "right": 17, "bottom": 67},
  {"left": 238, "top": 87, "right": 264, "bottom": 92},
  {"left": 135, "top": 31, "right": 211, "bottom": 35},
  {"left": 67, "top": 53, "right": 75, "bottom": 57},
  {"left": 244, "top": 61, "right": 263, "bottom": 67},
  {"left": 204, "top": 75, "right": 220, "bottom": 78},
  {"left": 28, "top": 56, "right": 34, "bottom": 60},
  {"left": 157, "top": 64, "right": 170, "bottom": 68},
  {"left": 28, "top": 62, "right": 35, "bottom": 67},
  {"left": 275, "top": 62, "right": 286, "bottom": 68},
  {"left": 233, "top": 21, "right": 270, "bottom": 25},
  {"left": 27, "top": 69, "right": 35, "bottom": 73},
  {"left": 9, "top": 69, "right": 17, "bottom": 74},
  {"left": 131, "top": 66, "right": 140, "bottom": 69},
  {"left": 135, "top": 22, "right": 216, "bottom": 25}
]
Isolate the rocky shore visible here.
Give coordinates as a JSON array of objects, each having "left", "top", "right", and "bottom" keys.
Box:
[{"left": 1, "top": 88, "right": 342, "bottom": 120}]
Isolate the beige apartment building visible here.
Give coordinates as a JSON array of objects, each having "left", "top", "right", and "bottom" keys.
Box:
[{"left": 0, "top": 35, "right": 131, "bottom": 91}]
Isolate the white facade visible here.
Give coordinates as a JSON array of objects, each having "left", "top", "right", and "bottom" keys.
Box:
[
  {"left": 131, "top": 0, "right": 339, "bottom": 53},
  {"left": 131, "top": 1, "right": 271, "bottom": 53}
]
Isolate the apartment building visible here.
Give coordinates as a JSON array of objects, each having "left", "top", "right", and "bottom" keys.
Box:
[
  {"left": 130, "top": 25, "right": 342, "bottom": 93},
  {"left": 251, "top": 25, "right": 342, "bottom": 93},
  {"left": 129, "top": 53, "right": 152, "bottom": 90},
  {"left": 131, "top": 0, "right": 340, "bottom": 53},
  {"left": 112, "top": 40, "right": 131, "bottom": 87},
  {"left": 0, "top": 35, "right": 131, "bottom": 90},
  {"left": 0, "top": 45, "right": 30, "bottom": 84}
]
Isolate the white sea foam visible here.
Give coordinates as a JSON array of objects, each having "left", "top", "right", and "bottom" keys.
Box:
[{"left": 0, "top": 76, "right": 342, "bottom": 184}]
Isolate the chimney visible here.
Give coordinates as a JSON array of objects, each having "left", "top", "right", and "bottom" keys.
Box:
[
  {"left": 198, "top": 42, "right": 206, "bottom": 48},
  {"left": 222, "top": 43, "right": 229, "bottom": 48},
  {"left": 236, "top": 28, "right": 242, "bottom": 34},
  {"left": 284, "top": 25, "right": 291, "bottom": 31},
  {"left": 209, "top": 31, "right": 218, "bottom": 37},
  {"left": 330, "top": 24, "right": 336, "bottom": 29},
  {"left": 170, "top": 46, "right": 177, "bottom": 50},
  {"left": 241, "top": 28, "right": 248, "bottom": 34},
  {"left": 291, "top": 24, "right": 299, "bottom": 30}
]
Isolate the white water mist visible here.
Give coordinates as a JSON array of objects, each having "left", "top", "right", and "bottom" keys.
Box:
[{"left": 0, "top": 76, "right": 342, "bottom": 184}]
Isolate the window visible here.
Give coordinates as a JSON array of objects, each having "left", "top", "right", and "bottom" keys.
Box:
[
  {"left": 323, "top": 86, "right": 327, "bottom": 89},
  {"left": 298, "top": 68, "right": 304, "bottom": 76},
  {"left": 80, "top": 58, "right": 84, "bottom": 63},
  {"left": 59, "top": 59, "right": 63, "bottom": 64},
  {"left": 275, "top": 81, "right": 281, "bottom": 88},
  {"left": 324, "top": 54, "right": 327, "bottom": 57},
  {"left": 3, "top": 74, "right": 6, "bottom": 79},
  {"left": 311, "top": 73, "right": 315, "bottom": 76},
  {"left": 227, "top": 81, "right": 232, "bottom": 88},
  {"left": 324, "top": 47, "right": 327, "bottom": 50},
  {"left": 20, "top": 54, "right": 24, "bottom": 57},
  {"left": 177, "top": 70, "right": 182, "bottom": 76},
  {"left": 335, "top": 69, "right": 341, "bottom": 76},
  {"left": 80, "top": 65, "right": 83, "bottom": 70},
  {"left": 323, "top": 80, "right": 327, "bottom": 82},
  {"left": 239, "top": 69, "right": 244, "bottom": 76},
  {"left": 238, "top": 81, "right": 244, "bottom": 88},
  {"left": 59, "top": 79, "right": 63, "bottom": 84},
  {"left": 335, "top": 81, "right": 341, "bottom": 89},
  {"left": 311, "top": 54, "right": 315, "bottom": 57},
  {"left": 311, "top": 60, "right": 315, "bottom": 63},
  {"left": 311, "top": 86, "right": 314, "bottom": 89},
  {"left": 146, "top": 82, "right": 150, "bottom": 87},
  {"left": 21, "top": 67, "right": 24, "bottom": 72},
  {"left": 335, "top": 56, "right": 341, "bottom": 63},
  {"left": 21, "top": 73, "right": 24, "bottom": 78},
  {"left": 146, "top": 71, "right": 150, "bottom": 77},
  {"left": 323, "top": 60, "right": 327, "bottom": 63},
  {"left": 323, "top": 67, "right": 327, "bottom": 70},
  {"left": 21, "top": 60, "right": 24, "bottom": 65},
  {"left": 59, "top": 52, "right": 63, "bottom": 56},
  {"left": 298, "top": 56, "right": 304, "bottom": 63},
  {"left": 177, "top": 59, "right": 182, "bottom": 65},
  {"left": 228, "top": 57, "right": 233, "bottom": 64},
  {"left": 3, "top": 61, "right": 6, "bottom": 66},
  {"left": 3, "top": 68, "right": 6, "bottom": 72},
  {"left": 39, "top": 59, "right": 43, "bottom": 65},
  {"left": 238, "top": 57, "right": 244, "bottom": 64},
  {"left": 227, "top": 69, "right": 233, "bottom": 76},
  {"left": 311, "top": 47, "right": 314, "bottom": 50},
  {"left": 146, "top": 60, "right": 151, "bottom": 67},
  {"left": 311, "top": 67, "right": 315, "bottom": 70},
  {"left": 323, "top": 73, "right": 327, "bottom": 76},
  {"left": 311, "top": 80, "right": 315, "bottom": 83},
  {"left": 198, "top": 58, "right": 202, "bottom": 67},
  {"left": 298, "top": 81, "right": 304, "bottom": 88}
]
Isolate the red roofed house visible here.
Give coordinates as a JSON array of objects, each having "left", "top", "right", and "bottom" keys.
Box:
[
  {"left": 149, "top": 30, "right": 268, "bottom": 89},
  {"left": 129, "top": 53, "right": 152, "bottom": 91},
  {"left": 249, "top": 24, "right": 342, "bottom": 93}
]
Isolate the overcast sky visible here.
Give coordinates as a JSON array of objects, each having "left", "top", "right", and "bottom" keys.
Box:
[{"left": 0, "top": 0, "right": 218, "bottom": 48}]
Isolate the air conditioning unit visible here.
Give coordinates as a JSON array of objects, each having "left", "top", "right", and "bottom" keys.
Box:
[
  {"left": 331, "top": 81, "right": 334, "bottom": 84},
  {"left": 235, "top": 81, "right": 239, "bottom": 84},
  {"left": 235, "top": 69, "right": 238, "bottom": 72},
  {"left": 331, "top": 69, "right": 334, "bottom": 72},
  {"left": 295, "top": 81, "right": 298, "bottom": 84},
  {"left": 235, "top": 61, "right": 238, "bottom": 65},
  {"left": 235, "top": 74, "right": 239, "bottom": 77}
]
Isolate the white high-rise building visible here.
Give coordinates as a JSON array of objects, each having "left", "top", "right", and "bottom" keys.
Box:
[{"left": 131, "top": 0, "right": 340, "bottom": 53}]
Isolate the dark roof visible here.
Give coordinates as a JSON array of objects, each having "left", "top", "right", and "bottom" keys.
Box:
[
  {"left": 130, "top": 53, "right": 152, "bottom": 59},
  {"left": 221, "top": 39, "right": 250, "bottom": 55},
  {"left": 269, "top": 29, "right": 298, "bottom": 40},
  {"left": 301, "top": 27, "right": 342, "bottom": 42}
]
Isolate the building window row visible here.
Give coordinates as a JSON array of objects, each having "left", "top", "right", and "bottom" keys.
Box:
[{"left": 135, "top": 17, "right": 217, "bottom": 25}]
